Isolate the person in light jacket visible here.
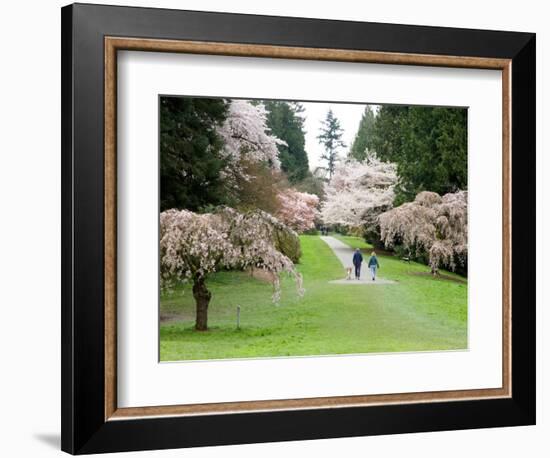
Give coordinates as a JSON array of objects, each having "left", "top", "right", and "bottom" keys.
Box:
[
  {"left": 368, "top": 251, "right": 380, "bottom": 281},
  {"left": 352, "top": 248, "right": 363, "bottom": 280}
]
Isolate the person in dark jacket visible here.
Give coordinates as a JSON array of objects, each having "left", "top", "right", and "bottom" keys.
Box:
[
  {"left": 368, "top": 251, "right": 380, "bottom": 281},
  {"left": 352, "top": 248, "right": 363, "bottom": 280}
]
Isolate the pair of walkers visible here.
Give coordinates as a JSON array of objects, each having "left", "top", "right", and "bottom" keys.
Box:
[{"left": 352, "top": 249, "right": 380, "bottom": 281}]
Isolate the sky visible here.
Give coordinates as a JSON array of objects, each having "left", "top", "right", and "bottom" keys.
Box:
[{"left": 299, "top": 102, "right": 375, "bottom": 172}]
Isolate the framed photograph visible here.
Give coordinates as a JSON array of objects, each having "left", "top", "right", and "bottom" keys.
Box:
[{"left": 61, "top": 3, "right": 536, "bottom": 454}]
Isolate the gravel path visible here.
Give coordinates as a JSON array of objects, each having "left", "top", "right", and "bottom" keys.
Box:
[{"left": 320, "top": 236, "right": 396, "bottom": 285}]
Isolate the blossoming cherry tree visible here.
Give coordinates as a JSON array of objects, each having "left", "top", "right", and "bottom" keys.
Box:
[
  {"left": 160, "top": 207, "right": 303, "bottom": 331},
  {"left": 378, "top": 190, "right": 468, "bottom": 274},
  {"left": 276, "top": 189, "right": 319, "bottom": 233}
]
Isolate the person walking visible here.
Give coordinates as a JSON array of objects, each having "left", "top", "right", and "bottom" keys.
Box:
[
  {"left": 368, "top": 251, "right": 380, "bottom": 281},
  {"left": 352, "top": 248, "right": 363, "bottom": 280}
]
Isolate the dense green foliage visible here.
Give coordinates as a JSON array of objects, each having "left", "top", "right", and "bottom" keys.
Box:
[
  {"left": 371, "top": 106, "right": 468, "bottom": 205},
  {"left": 160, "top": 97, "right": 229, "bottom": 211},
  {"left": 317, "top": 109, "right": 346, "bottom": 179},
  {"left": 160, "top": 235, "right": 467, "bottom": 360},
  {"left": 273, "top": 224, "right": 302, "bottom": 263},
  {"left": 349, "top": 105, "right": 376, "bottom": 161},
  {"left": 264, "top": 101, "right": 310, "bottom": 183}
]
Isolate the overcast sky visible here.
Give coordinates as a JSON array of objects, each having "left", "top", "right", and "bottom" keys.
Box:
[{"left": 300, "top": 102, "right": 376, "bottom": 172}]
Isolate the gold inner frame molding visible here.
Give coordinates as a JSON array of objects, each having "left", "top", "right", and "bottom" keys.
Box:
[{"left": 104, "top": 36, "right": 512, "bottom": 421}]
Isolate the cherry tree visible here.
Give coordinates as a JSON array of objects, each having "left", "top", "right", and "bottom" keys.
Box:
[
  {"left": 320, "top": 155, "right": 398, "bottom": 228},
  {"left": 216, "top": 100, "right": 287, "bottom": 204},
  {"left": 160, "top": 207, "right": 303, "bottom": 331},
  {"left": 378, "top": 190, "right": 468, "bottom": 274},
  {"left": 277, "top": 189, "right": 320, "bottom": 233},
  {"left": 218, "top": 100, "right": 284, "bottom": 174}
]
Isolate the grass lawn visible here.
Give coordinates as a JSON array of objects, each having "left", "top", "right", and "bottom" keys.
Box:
[{"left": 160, "top": 235, "right": 467, "bottom": 361}]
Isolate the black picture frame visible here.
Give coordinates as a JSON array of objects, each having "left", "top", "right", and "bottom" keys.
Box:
[{"left": 61, "top": 3, "right": 536, "bottom": 454}]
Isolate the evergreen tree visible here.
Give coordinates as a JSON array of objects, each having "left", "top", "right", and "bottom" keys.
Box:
[
  {"left": 371, "top": 105, "right": 467, "bottom": 205},
  {"left": 263, "top": 100, "right": 309, "bottom": 183},
  {"left": 349, "top": 105, "right": 376, "bottom": 161},
  {"left": 317, "top": 109, "right": 346, "bottom": 179},
  {"left": 160, "top": 97, "right": 229, "bottom": 211}
]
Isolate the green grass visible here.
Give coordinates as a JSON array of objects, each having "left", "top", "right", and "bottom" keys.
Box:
[
  {"left": 160, "top": 235, "right": 467, "bottom": 361},
  {"left": 331, "top": 233, "right": 374, "bottom": 250}
]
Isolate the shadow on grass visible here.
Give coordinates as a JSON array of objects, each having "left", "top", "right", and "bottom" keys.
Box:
[
  {"left": 409, "top": 271, "right": 467, "bottom": 284},
  {"left": 160, "top": 324, "right": 280, "bottom": 341}
]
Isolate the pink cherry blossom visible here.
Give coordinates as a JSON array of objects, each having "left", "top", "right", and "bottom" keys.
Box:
[
  {"left": 320, "top": 154, "right": 398, "bottom": 227},
  {"left": 379, "top": 190, "right": 468, "bottom": 273},
  {"left": 217, "top": 100, "right": 285, "bottom": 178},
  {"left": 160, "top": 207, "right": 304, "bottom": 302},
  {"left": 276, "top": 188, "right": 320, "bottom": 233}
]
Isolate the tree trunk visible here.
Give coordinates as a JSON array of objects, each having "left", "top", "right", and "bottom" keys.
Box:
[{"left": 192, "top": 277, "right": 211, "bottom": 331}]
